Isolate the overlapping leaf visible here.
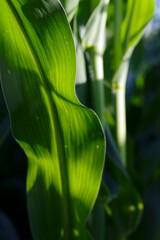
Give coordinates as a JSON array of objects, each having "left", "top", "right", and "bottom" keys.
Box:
[
  {"left": 105, "top": 0, "right": 155, "bottom": 77},
  {"left": 60, "top": 0, "right": 79, "bottom": 21},
  {"left": 78, "top": 0, "right": 101, "bottom": 27},
  {"left": 121, "top": 0, "right": 155, "bottom": 53},
  {"left": 82, "top": 0, "right": 109, "bottom": 54},
  {"left": 103, "top": 0, "right": 155, "bottom": 236},
  {"left": 0, "top": 0, "right": 105, "bottom": 239}
]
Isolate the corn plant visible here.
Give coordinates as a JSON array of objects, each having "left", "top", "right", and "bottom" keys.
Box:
[{"left": 0, "top": 0, "right": 155, "bottom": 239}]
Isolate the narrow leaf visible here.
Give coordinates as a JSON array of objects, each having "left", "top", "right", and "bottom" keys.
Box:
[
  {"left": 60, "top": 0, "right": 79, "bottom": 21},
  {"left": 83, "top": 0, "right": 109, "bottom": 54},
  {"left": 121, "top": 0, "right": 155, "bottom": 53}
]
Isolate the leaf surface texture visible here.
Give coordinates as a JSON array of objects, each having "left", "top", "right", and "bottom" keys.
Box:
[{"left": 0, "top": 0, "right": 105, "bottom": 239}]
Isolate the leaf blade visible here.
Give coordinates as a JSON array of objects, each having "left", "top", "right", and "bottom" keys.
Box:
[{"left": 0, "top": 0, "right": 105, "bottom": 239}]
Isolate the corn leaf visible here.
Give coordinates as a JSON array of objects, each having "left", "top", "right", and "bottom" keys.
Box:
[
  {"left": 105, "top": 0, "right": 155, "bottom": 75},
  {"left": 102, "top": 0, "right": 155, "bottom": 236},
  {"left": 78, "top": 0, "right": 101, "bottom": 26},
  {"left": 121, "top": 0, "right": 155, "bottom": 54},
  {"left": 82, "top": 0, "right": 109, "bottom": 54},
  {"left": 60, "top": 0, "right": 79, "bottom": 21},
  {"left": 102, "top": 125, "right": 143, "bottom": 236},
  {"left": 0, "top": 0, "right": 105, "bottom": 239},
  {"left": 107, "top": 159, "right": 143, "bottom": 237}
]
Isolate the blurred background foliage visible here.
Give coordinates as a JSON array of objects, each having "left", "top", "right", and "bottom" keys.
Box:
[{"left": 0, "top": 0, "right": 160, "bottom": 239}]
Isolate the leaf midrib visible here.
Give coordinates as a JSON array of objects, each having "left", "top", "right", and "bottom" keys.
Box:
[{"left": 4, "top": 0, "right": 72, "bottom": 237}]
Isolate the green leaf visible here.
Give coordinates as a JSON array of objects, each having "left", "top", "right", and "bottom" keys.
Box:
[
  {"left": 128, "top": 178, "right": 160, "bottom": 240},
  {"left": 107, "top": 161, "right": 143, "bottom": 237},
  {"left": 60, "top": 0, "right": 79, "bottom": 22},
  {"left": 0, "top": 0, "right": 105, "bottom": 239},
  {"left": 96, "top": 181, "right": 117, "bottom": 205},
  {"left": 82, "top": 0, "right": 109, "bottom": 54},
  {"left": 105, "top": 0, "right": 155, "bottom": 75},
  {"left": 104, "top": 125, "right": 143, "bottom": 237},
  {"left": 78, "top": 0, "right": 101, "bottom": 27},
  {"left": 121, "top": 0, "right": 155, "bottom": 53}
]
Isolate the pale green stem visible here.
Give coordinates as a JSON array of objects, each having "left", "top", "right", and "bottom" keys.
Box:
[
  {"left": 112, "top": 57, "right": 130, "bottom": 166},
  {"left": 115, "top": 87, "right": 126, "bottom": 165},
  {"left": 91, "top": 51, "right": 104, "bottom": 80},
  {"left": 88, "top": 50, "right": 105, "bottom": 126},
  {"left": 87, "top": 49, "right": 106, "bottom": 240}
]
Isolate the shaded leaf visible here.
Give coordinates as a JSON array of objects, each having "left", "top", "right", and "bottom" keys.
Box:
[
  {"left": 104, "top": 124, "right": 143, "bottom": 237},
  {"left": 78, "top": 0, "right": 101, "bottom": 27},
  {"left": 107, "top": 164, "right": 143, "bottom": 237},
  {"left": 128, "top": 178, "right": 160, "bottom": 240},
  {"left": 0, "top": 116, "right": 10, "bottom": 145}
]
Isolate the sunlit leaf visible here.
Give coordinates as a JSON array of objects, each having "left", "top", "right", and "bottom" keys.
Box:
[
  {"left": 0, "top": 0, "right": 105, "bottom": 239},
  {"left": 121, "top": 0, "right": 155, "bottom": 53}
]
